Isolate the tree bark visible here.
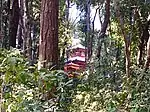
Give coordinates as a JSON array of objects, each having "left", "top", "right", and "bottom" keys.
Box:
[
  {"left": 17, "top": 21, "right": 23, "bottom": 49},
  {"left": 137, "top": 16, "right": 149, "bottom": 66},
  {"left": 2, "top": 0, "right": 10, "bottom": 48},
  {"left": 0, "top": 0, "right": 2, "bottom": 42},
  {"left": 25, "top": 0, "right": 32, "bottom": 62},
  {"left": 20, "top": 0, "right": 28, "bottom": 55},
  {"left": 86, "top": 0, "right": 91, "bottom": 59},
  {"left": 38, "top": 0, "right": 59, "bottom": 69},
  {"left": 17, "top": 0, "right": 24, "bottom": 49},
  {"left": 144, "top": 19, "right": 150, "bottom": 69},
  {"left": 145, "top": 37, "right": 150, "bottom": 69},
  {"left": 9, "top": 0, "right": 19, "bottom": 48},
  {"left": 114, "top": 0, "right": 131, "bottom": 77},
  {"left": 91, "top": 7, "right": 98, "bottom": 57},
  {"left": 97, "top": 0, "right": 110, "bottom": 58}
]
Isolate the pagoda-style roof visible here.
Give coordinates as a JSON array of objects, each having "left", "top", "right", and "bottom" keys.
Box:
[
  {"left": 68, "top": 56, "right": 85, "bottom": 62},
  {"left": 68, "top": 44, "right": 86, "bottom": 50},
  {"left": 64, "top": 62, "right": 80, "bottom": 71}
]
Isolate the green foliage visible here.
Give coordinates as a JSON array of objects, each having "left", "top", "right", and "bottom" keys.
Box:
[
  {"left": 0, "top": 48, "right": 75, "bottom": 112},
  {"left": 69, "top": 65, "right": 150, "bottom": 112},
  {"left": 58, "top": 0, "right": 73, "bottom": 65},
  {"left": 68, "top": 35, "right": 150, "bottom": 111},
  {"left": 0, "top": 0, "right": 150, "bottom": 111}
]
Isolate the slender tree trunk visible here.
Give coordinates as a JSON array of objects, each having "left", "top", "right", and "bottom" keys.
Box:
[
  {"left": 2, "top": 0, "right": 10, "bottom": 48},
  {"left": 145, "top": 37, "right": 150, "bottom": 69},
  {"left": 0, "top": 0, "right": 2, "bottom": 42},
  {"left": 17, "top": 20, "right": 23, "bottom": 49},
  {"left": 97, "top": 0, "right": 110, "bottom": 58},
  {"left": 20, "top": 0, "right": 27, "bottom": 54},
  {"left": 114, "top": 0, "right": 131, "bottom": 77},
  {"left": 30, "top": 0, "right": 35, "bottom": 65},
  {"left": 9, "top": 0, "right": 19, "bottom": 48},
  {"left": 2, "top": 17, "right": 7, "bottom": 48},
  {"left": 32, "top": 23, "right": 38, "bottom": 64},
  {"left": 25, "top": 0, "right": 32, "bottom": 62},
  {"left": 38, "top": 0, "right": 59, "bottom": 69},
  {"left": 18, "top": 0, "right": 23, "bottom": 49},
  {"left": 137, "top": 20, "right": 149, "bottom": 66},
  {"left": 91, "top": 7, "right": 98, "bottom": 58},
  {"left": 86, "top": 0, "right": 91, "bottom": 59},
  {"left": 144, "top": 19, "right": 150, "bottom": 69},
  {"left": 0, "top": 2, "right": 2, "bottom": 110},
  {"left": 19, "top": 0, "right": 31, "bottom": 59}
]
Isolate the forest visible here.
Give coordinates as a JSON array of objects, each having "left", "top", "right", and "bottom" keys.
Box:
[{"left": 0, "top": 0, "right": 150, "bottom": 112}]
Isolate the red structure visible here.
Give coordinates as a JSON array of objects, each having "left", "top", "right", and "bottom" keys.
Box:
[{"left": 64, "top": 44, "right": 86, "bottom": 77}]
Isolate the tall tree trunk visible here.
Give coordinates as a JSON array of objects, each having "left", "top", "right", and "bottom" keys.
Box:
[
  {"left": 114, "top": 0, "right": 131, "bottom": 77},
  {"left": 25, "top": 0, "right": 32, "bottom": 62},
  {"left": 2, "top": 17, "right": 8, "bottom": 48},
  {"left": 2, "top": 0, "right": 10, "bottom": 48},
  {"left": 32, "top": 24, "right": 37, "bottom": 64},
  {"left": 9, "top": 0, "right": 19, "bottom": 48},
  {"left": 17, "top": 21, "right": 23, "bottom": 49},
  {"left": 86, "top": 0, "right": 91, "bottom": 59},
  {"left": 38, "top": 0, "right": 59, "bottom": 69},
  {"left": 0, "top": 0, "right": 2, "bottom": 43},
  {"left": 17, "top": 0, "right": 24, "bottom": 49},
  {"left": 144, "top": 19, "right": 150, "bottom": 69},
  {"left": 97, "top": 0, "right": 110, "bottom": 58},
  {"left": 30, "top": 0, "right": 35, "bottom": 65},
  {"left": 0, "top": 11, "right": 1, "bottom": 107},
  {"left": 137, "top": 19, "right": 150, "bottom": 66},
  {"left": 91, "top": 7, "right": 98, "bottom": 57},
  {"left": 145, "top": 37, "right": 150, "bottom": 69},
  {"left": 20, "top": 0, "right": 27, "bottom": 55}
]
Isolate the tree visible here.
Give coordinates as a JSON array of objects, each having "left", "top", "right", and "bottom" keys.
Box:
[
  {"left": 145, "top": 16, "right": 150, "bottom": 69},
  {"left": 97, "top": 0, "right": 110, "bottom": 58},
  {"left": 38, "top": 0, "right": 59, "bottom": 69},
  {"left": 113, "top": 0, "right": 132, "bottom": 77},
  {"left": 86, "top": 0, "right": 91, "bottom": 59},
  {"left": 0, "top": 0, "right": 2, "bottom": 42},
  {"left": 9, "top": 0, "right": 19, "bottom": 48}
]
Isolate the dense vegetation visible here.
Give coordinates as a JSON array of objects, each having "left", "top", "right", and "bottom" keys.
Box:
[{"left": 0, "top": 0, "right": 150, "bottom": 112}]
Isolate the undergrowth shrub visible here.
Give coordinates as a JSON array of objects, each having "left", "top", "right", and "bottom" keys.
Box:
[
  {"left": 0, "top": 48, "right": 74, "bottom": 112},
  {"left": 69, "top": 64, "right": 150, "bottom": 112},
  {"left": 0, "top": 48, "right": 150, "bottom": 112}
]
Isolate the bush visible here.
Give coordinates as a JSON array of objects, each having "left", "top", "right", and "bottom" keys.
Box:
[
  {"left": 1, "top": 48, "right": 149, "bottom": 112},
  {"left": 69, "top": 64, "right": 150, "bottom": 112},
  {"left": 0, "top": 48, "right": 74, "bottom": 112}
]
